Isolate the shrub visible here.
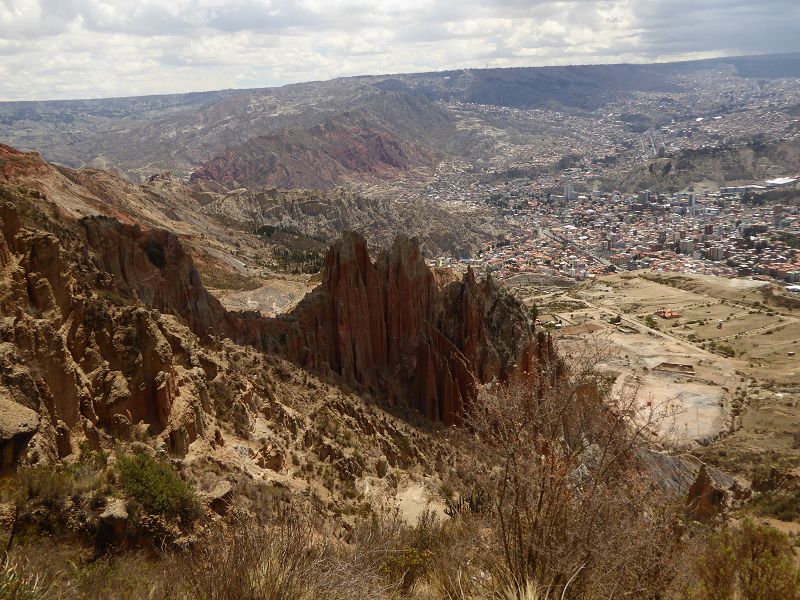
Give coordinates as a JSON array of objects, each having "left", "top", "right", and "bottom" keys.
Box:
[
  {"left": 380, "top": 546, "right": 430, "bottom": 592},
  {"left": 117, "top": 453, "right": 199, "bottom": 521},
  {"left": 465, "top": 338, "right": 685, "bottom": 598},
  {"left": 173, "top": 514, "right": 391, "bottom": 600},
  {"left": 693, "top": 519, "right": 800, "bottom": 600},
  {"left": 716, "top": 344, "right": 736, "bottom": 358},
  {"left": 16, "top": 461, "right": 104, "bottom": 507},
  {"left": 752, "top": 489, "right": 800, "bottom": 521},
  {"left": 16, "top": 466, "right": 78, "bottom": 508}
]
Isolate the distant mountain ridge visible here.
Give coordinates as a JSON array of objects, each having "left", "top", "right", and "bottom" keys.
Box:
[{"left": 1, "top": 52, "right": 798, "bottom": 182}]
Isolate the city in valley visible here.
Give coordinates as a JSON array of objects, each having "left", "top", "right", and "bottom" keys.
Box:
[{"left": 413, "top": 161, "right": 800, "bottom": 459}]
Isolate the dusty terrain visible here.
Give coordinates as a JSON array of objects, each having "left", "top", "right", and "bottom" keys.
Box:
[{"left": 510, "top": 270, "right": 800, "bottom": 480}]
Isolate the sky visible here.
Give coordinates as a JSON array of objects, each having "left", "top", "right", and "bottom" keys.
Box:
[{"left": 1, "top": 0, "right": 799, "bottom": 101}]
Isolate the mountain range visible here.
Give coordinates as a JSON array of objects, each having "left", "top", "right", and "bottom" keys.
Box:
[{"left": 2, "top": 52, "right": 799, "bottom": 185}]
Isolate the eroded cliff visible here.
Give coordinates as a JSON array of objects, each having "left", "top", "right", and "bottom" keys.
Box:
[{"left": 79, "top": 216, "right": 549, "bottom": 426}]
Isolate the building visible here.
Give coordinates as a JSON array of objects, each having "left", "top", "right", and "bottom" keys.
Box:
[{"left": 774, "top": 205, "right": 785, "bottom": 227}]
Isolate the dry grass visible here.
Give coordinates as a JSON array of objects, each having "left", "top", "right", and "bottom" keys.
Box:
[{"left": 168, "top": 512, "right": 394, "bottom": 600}]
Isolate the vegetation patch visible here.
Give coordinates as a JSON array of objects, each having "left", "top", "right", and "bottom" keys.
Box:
[{"left": 117, "top": 452, "right": 199, "bottom": 521}]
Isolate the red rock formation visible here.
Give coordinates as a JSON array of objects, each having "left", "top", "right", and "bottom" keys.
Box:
[
  {"left": 189, "top": 116, "right": 426, "bottom": 191},
  {"left": 271, "top": 232, "right": 543, "bottom": 425},
  {"left": 0, "top": 145, "right": 51, "bottom": 180},
  {"left": 80, "top": 216, "right": 225, "bottom": 336},
  {"left": 0, "top": 203, "right": 209, "bottom": 462},
  {"left": 79, "top": 219, "right": 549, "bottom": 426},
  {"left": 686, "top": 463, "right": 728, "bottom": 521}
]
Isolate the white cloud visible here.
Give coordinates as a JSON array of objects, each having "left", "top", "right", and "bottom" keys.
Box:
[{"left": 0, "top": 0, "right": 797, "bottom": 100}]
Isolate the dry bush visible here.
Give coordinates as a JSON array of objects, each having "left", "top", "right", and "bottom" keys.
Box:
[
  {"left": 0, "top": 539, "right": 170, "bottom": 600},
  {"left": 0, "top": 555, "right": 63, "bottom": 600},
  {"left": 422, "top": 515, "right": 499, "bottom": 600},
  {"left": 15, "top": 462, "right": 105, "bottom": 507},
  {"left": 465, "top": 334, "right": 686, "bottom": 598},
  {"left": 168, "top": 509, "right": 396, "bottom": 600}
]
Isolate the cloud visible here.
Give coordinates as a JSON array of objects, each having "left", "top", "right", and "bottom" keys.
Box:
[{"left": 0, "top": 0, "right": 797, "bottom": 100}]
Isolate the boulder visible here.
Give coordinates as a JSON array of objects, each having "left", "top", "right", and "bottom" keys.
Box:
[
  {"left": 687, "top": 464, "right": 728, "bottom": 521},
  {"left": 207, "top": 480, "right": 234, "bottom": 515},
  {"left": 97, "top": 497, "right": 129, "bottom": 552},
  {"left": 0, "top": 395, "right": 39, "bottom": 471}
]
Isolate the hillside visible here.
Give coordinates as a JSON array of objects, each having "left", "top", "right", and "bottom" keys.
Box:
[
  {"left": 609, "top": 136, "right": 800, "bottom": 192},
  {"left": 190, "top": 115, "right": 438, "bottom": 190},
  {"left": 198, "top": 187, "right": 508, "bottom": 258}
]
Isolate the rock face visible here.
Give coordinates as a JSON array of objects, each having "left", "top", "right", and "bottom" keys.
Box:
[
  {"left": 268, "top": 232, "right": 547, "bottom": 425},
  {"left": 0, "top": 200, "right": 209, "bottom": 464},
  {"left": 97, "top": 497, "right": 129, "bottom": 551},
  {"left": 687, "top": 464, "right": 728, "bottom": 521},
  {"left": 0, "top": 395, "right": 39, "bottom": 471},
  {"left": 81, "top": 216, "right": 225, "bottom": 336}
]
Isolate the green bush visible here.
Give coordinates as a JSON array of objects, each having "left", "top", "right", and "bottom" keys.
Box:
[
  {"left": 117, "top": 452, "right": 199, "bottom": 521},
  {"left": 693, "top": 518, "right": 800, "bottom": 600},
  {"left": 752, "top": 489, "right": 800, "bottom": 522},
  {"left": 716, "top": 344, "right": 736, "bottom": 358}
]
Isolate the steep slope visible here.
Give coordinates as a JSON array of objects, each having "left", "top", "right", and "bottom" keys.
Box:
[
  {"left": 190, "top": 114, "right": 436, "bottom": 190},
  {"left": 190, "top": 92, "right": 458, "bottom": 190},
  {"left": 270, "top": 232, "right": 551, "bottom": 425},
  {"left": 78, "top": 214, "right": 546, "bottom": 426},
  {"left": 0, "top": 146, "right": 548, "bottom": 439},
  {"left": 0, "top": 189, "right": 488, "bottom": 540}
]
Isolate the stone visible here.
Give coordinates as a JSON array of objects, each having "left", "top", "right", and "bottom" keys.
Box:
[
  {"left": 97, "top": 497, "right": 129, "bottom": 552},
  {"left": 376, "top": 456, "right": 389, "bottom": 478},
  {"left": 257, "top": 445, "right": 284, "bottom": 471},
  {"left": 0, "top": 395, "right": 39, "bottom": 471},
  {"left": 208, "top": 480, "right": 234, "bottom": 515},
  {"left": 687, "top": 464, "right": 727, "bottom": 521}
]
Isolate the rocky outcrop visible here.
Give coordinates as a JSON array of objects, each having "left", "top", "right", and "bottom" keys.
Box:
[
  {"left": 80, "top": 219, "right": 547, "bottom": 425},
  {"left": 687, "top": 464, "right": 728, "bottom": 521},
  {"left": 0, "top": 394, "right": 39, "bottom": 471},
  {"left": 266, "top": 232, "right": 546, "bottom": 425},
  {"left": 96, "top": 497, "right": 129, "bottom": 551},
  {"left": 81, "top": 216, "right": 225, "bottom": 336},
  {"left": 0, "top": 201, "right": 211, "bottom": 465},
  {"left": 636, "top": 449, "right": 745, "bottom": 521}
]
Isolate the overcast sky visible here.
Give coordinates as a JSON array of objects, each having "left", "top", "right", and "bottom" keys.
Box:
[{"left": 1, "top": 0, "right": 799, "bottom": 101}]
